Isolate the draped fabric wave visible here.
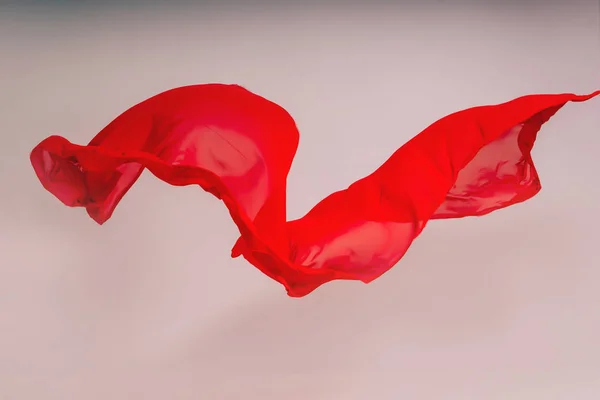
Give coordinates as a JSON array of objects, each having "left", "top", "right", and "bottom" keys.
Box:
[{"left": 30, "top": 85, "right": 599, "bottom": 296}]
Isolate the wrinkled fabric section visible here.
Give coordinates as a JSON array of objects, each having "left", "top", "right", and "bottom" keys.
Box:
[{"left": 30, "top": 84, "right": 599, "bottom": 296}]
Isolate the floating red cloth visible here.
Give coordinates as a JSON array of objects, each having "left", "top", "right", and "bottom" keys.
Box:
[{"left": 30, "top": 85, "right": 599, "bottom": 296}]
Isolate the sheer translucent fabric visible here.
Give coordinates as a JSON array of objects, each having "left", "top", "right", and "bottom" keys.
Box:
[{"left": 30, "top": 85, "right": 599, "bottom": 296}]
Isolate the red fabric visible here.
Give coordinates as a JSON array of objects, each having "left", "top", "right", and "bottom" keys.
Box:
[{"left": 30, "top": 85, "right": 599, "bottom": 297}]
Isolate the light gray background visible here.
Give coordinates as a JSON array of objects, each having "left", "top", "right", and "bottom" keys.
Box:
[{"left": 1, "top": 1, "right": 599, "bottom": 399}]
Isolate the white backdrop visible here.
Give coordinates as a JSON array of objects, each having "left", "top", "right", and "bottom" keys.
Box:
[{"left": 1, "top": 1, "right": 599, "bottom": 399}]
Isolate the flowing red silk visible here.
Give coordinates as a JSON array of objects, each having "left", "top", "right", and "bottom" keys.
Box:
[{"left": 30, "top": 85, "right": 599, "bottom": 297}]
